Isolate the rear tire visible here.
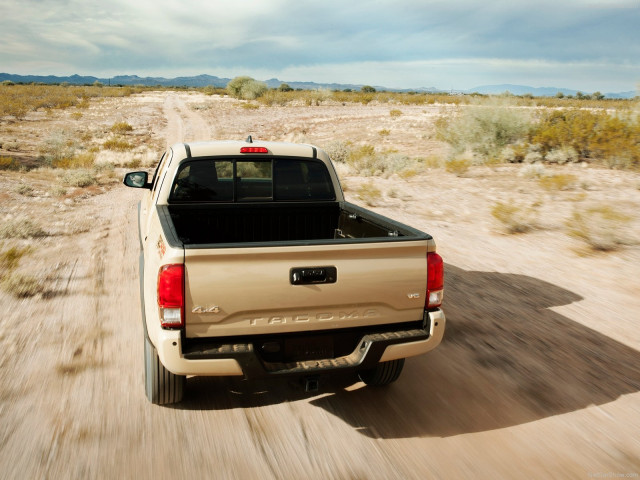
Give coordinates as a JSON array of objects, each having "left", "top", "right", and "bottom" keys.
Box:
[
  {"left": 144, "top": 336, "right": 185, "bottom": 405},
  {"left": 358, "top": 359, "right": 405, "bottom": 386}
]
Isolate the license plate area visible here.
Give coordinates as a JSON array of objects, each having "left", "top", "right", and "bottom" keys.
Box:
[{"left": 284, "top": 335, "right": 334, "bottom": 362}]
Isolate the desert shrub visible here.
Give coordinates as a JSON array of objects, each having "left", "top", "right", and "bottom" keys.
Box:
[
  {"left": 258, "top": 89, "right": 292, "bottom": 106},
  {"left": 202, "top": 85, "right": 223, "bottom": 96},
  {"left": 0, "top": 245, "right": 30, "bottom": 271},
  {"left": 356, "top": 181, "right": 382, "bottom": 206},
  {"left": 419, "top": 155, "right": 443, "bottom": 169},
  {"left": 491, "top": 201, "right": 539, "bottom": 233},
  {"left": 445, "top": 157, "right": 471, "bottom": 176},
  {"left": 70, "top": 112, "right": 83, "bottom": 120},
  {"left": 530, "top": 109, "right": 640, "bottom": 169},
  {"left": 389, "top": 109, "right": 403, "bottom": 118},
  {"left": 0, "top": 156, "right": 21, "bottom": 171},
  {"left": 436, "top": 99, "right": 533, "bottom": 160},
  {"left": 538, "top": 174, "right": 577, "bottom": 192},
  {"left": 519, "top": 164, "right": 547, "bottom": 179},
  {"left": 60, "top": 169, "right": 98, "bottom": 187},
  {"left": 500, "top": 143, "right": 528, "bottom": 163},
  {"left": 103, "top": 137, "right": 134, "bottom": 151},
  {"left": 39, "top": 131, "right": 77, "bottom": 165},
  {"left": 226, "top": 76, "right": 268, "bottom": 100},
  {"left": 110, "top": 121, "right": 133, "bottom": 134},
  {"left": 566, "top": 205, "right": 633, "bottom": 250},
  {"left": 15, "top": 183, "right": 34, "bottom": 196},
  {"left": 49, "top": 185, "right": 67, "bottom": 197},
  {"left": 0, "top": 218, "right": 48, "bottom": 239},
  {"left": 545, "top": 146, "right": 579, "bottom": 164},
  {"left": 2, "top": 273, "right": 41, "bottom": 297},
  {"left": 345, "top": 145, "right": 414, "bottom": 177},
  {"left": 52, "top": 151, "right": 96, "bottom": 169},
  {"left": 323, "top": 141, "right": 351, "bottom": 163},
  {"left": 378, "top": 129, "right": 390, "bottom": 136},
  {"left": 241, "top": 103, "right": 260, "bottom": 110}
]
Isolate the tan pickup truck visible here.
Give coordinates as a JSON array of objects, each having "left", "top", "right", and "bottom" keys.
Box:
[{"left": 124, "top": 139, "right": 445, "bottom": 405}]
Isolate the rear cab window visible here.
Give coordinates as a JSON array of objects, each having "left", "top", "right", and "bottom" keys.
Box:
[{"left": 169, "top": 157, "right": 335, "bottom": 202}]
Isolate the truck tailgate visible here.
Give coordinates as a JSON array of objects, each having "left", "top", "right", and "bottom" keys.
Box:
[{"left": 183, "top": 241, "right": 428, "bottom": 338}]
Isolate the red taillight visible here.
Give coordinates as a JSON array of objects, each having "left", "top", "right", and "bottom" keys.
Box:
[
  {"left": 426, "top": 252, "right": 444, "bottom": 308},
  {"left": 158, "top": 264, "right": 184, "bottom": 328},
  {"left": 240, "top": 147, "right": 269, "bottom": 153}
]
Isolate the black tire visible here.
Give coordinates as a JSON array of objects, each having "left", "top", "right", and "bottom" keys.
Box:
[
  {"left": 358, "top": 359, "right": 405, "bottom": 386},
  {"left": 144, "top": 336, "right": 186, "bottom": 405}
]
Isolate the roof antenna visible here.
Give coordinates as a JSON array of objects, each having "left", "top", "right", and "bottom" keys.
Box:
[{"left": 246, "top": 135, "right": 253, "bottom": 143}]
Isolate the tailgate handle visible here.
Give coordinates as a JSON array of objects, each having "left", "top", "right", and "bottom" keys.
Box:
[{"left": 290, "top": 267, "right": 337, "bottom": 285}]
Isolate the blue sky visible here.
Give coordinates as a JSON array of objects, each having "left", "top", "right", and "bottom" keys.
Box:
[{"left": 1, "top": 0, "right": 639, "bottom": 93}]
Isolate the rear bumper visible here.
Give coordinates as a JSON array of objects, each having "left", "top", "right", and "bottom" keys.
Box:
[{"left": 156, "top": 309, "right": 445, "bottom": 377}]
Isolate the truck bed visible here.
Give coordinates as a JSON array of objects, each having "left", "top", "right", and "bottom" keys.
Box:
[{"left": 162, "top": 201, "right": 430, "bottom": 247}]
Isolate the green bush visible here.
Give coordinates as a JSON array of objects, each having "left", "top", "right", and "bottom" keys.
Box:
[{"left": 226, "top": 76, "right": 268, "bottom": 100}]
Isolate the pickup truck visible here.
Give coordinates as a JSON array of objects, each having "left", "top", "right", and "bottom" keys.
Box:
[{"left": 124, "top": 138, "right": 445, "bottom": 405}]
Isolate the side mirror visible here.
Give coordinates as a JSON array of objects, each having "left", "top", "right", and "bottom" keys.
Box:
[{"left": 123, "top": 171, "right": 151, "bottom": 189}]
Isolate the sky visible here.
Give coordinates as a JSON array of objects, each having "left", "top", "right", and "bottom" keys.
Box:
[{"left": 1, "top": 0, "right": 639, "bottom": 93}]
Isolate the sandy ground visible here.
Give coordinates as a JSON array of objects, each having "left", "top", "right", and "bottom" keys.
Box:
[{"left": 1, "top": 91, "right": 640, "bottom": 479}]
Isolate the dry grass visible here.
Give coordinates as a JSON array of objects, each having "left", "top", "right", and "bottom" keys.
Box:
[
  {"left": 538, "top": 174, "right": 578, "bottom": 192},
  {"left": 491, "top": 201, "right": 540, "bottom": 233},
  {"left": 110, "top": 121, "right": 133, "bottom": 134},
  {"left": 1, "top": 272, "right": 41, "bottom": 297},
  {"left": 0, "top": 218, "right": 48, "bottom": 239},
  {"left": 356, "top": 181, "right": 383, "bottom": 206},
  {"left": 445, "top": 157, "right": 471, "bottom": 176},
  {"left": 103, "top": 137, "right": 134, "bottom": 151},
  {"left": 566, "top": 204, "right": 634, "bottom": 251}
]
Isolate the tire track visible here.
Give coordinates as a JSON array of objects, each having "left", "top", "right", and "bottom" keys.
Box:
[{"left": 163, "top": 93, "right": 211, "bottom": 146}]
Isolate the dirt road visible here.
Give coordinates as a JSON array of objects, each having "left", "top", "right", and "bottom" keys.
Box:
[{"left": 1, "top": 92, "right": 639, "bottom": 479}]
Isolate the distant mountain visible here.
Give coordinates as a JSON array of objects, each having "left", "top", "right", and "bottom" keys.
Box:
[
  {"left": 465, "top": 84, "right": 637, "bottom": 99},
  {"left": 0, "top": 73, "right": 635, "bottom": 98},
  {"left": 0, "top": 73, "right": 231, "bottom": 88}
]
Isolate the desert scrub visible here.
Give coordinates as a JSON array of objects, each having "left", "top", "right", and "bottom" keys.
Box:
[
  {"left": 566, "top": 205, "right": 634, "bottom": 251},
  {"left": 14, "top": 183, "right": 34, "bottom": 196},
  {"left": 226, "top": 76, "right": 268, "bottom": 100},
  {"left": 60, "top": 169, "right": 98, "bottom": 187},
  {"left": 110, "top": 121, "right": 133, "bottom": 134},
  {"left": 1, "top": 273, "right": 41, "bottom": 297},
  {"left": 345, "top": 145, "right": 416, "bottom": 177},
  {"left": 39, "top": 131, "right": 78, "bottom": 166},
  {"left": 323, "top": 140, "right": 351, "bottom": 163},
  {"left": 52, "top": 151, "right": 96, "bottom": 169},
  {"left": 445, "top": 157, "right": 471, "bottom": 176},
  {"left": 530, "top": 109, "right": 640, "bottom": 169},
  {"left": 103, "top": 137, "right": 134, "bottom": 151},
  {"left": 491, "top": 201, "right": 539, "bottom": 233},
  {"left": 0, "top": 156, "right": 21, "bottom": 171},
  {"left": 436, "top": 98, "right": 533, "bottom": 160},
  {"left": 538, "top": 174, "right": 577, "bottom": 192},
  {"left": 378, "top": 129, "right": 390, "bottom": 136},
  {"left": 519, "top": 164, "right": 547, "bottom": 179},
  {"left": 0, "top": 245, "right": 30, "bottom": 271},
  {"left": 0, "top": 217, "right": 48, "bottom": 239},
  {"left": 356, "top": 181, "right": 382, "bottom": 206},
  {"left": 389, "top": 109, "right": 403, "bottom": 118}
]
